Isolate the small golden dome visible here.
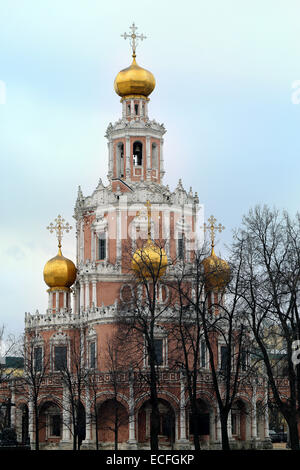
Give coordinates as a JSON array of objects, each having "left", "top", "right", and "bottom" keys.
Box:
[
  {"left": 43, "top": 248, "right": 77, "bottom": 291},
  {"left": 114, "top": 56, "right": 155, "bottom": 99},
  {"left": 202, "top": 248, "right": 230, "bottom": 291},
  {"left": 132, "top": 239, "right": 168, "bottom": 279}
]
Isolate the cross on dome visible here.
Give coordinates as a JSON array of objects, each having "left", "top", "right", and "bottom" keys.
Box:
[
  {"left": 121, "top": 22, "right": 147, "bottom": 57},
  {"left": 47, "top": 215, "right": 72, "bottom": 250},
  {"left": 202, "top": 215, "right": 225, "bottom": 251}
]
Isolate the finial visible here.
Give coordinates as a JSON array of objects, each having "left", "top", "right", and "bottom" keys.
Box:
[
  {"left": 77, "top": 185, "right": 83, "bottom": 200},
  {"left": 201, "top": 215, "right": 225, "bottom": 255},
  {"left": 145, "top": 200, "right": 152, "bottom": 239},
  {"left": 47, "top": 215, "right": 72, "bottom": 254},
  {"left": 121, "top": 22, "right": 147, "bottom": 58}
]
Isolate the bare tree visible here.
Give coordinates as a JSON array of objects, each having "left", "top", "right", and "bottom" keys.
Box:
[
  {"left": 57, "top": 328, "right": 89, "bottom": 450},
  {"left": 14, "top": 332, "right": 50, "bottom": 450},
  {"left": 0, "top": 326, "right": 21, "bottom": 435},
  {"left": 169, "top": 245, "right": 251, "bottom": 450},
  {"left": 231, "top": 205, "right": 300, "bottom": 450},
  {"left": 118, "top": 237, "right": 172, "bottom": 451}
]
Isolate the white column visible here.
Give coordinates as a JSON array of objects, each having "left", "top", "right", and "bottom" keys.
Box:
[
  {"left": 263, "top": 383, "right": 269, "bottom": 439},
  {"left": 251, "top": 384, "right": 257, "bottom": 439},
  {"left": 10, "top": 387, "right": 16, "bottom": 428},
  {"left": 145, "top": 101, "right": 148, "bottom": 118},
  {"left": 92, "top": 280, "right": 97, "bottom": 307},
  {"left": 28, "top": 396, "right": 34, "bottom": 446},
  {"left": 227, "top": 412, "right": 233, "bottom": 439},
  {"left": 85, "top": 281, "right": 90, "bottom": 309},
  {"left": 163, "top": 208, "right": 170, "bottom": 258},
  {"left": 160, "top": 138, "right": 164, "bottom": 180},
  {"left": 91, "top": 231, "right": 95, "bottom": 261},
  {"left": 179, "top": 371, "right": 187, "bottom": 440},
  {"left": 130, "top": 99, "right": 134, "bottom": 117},
  {"left": 128, "top": 371, "right": 136, "bottom": 443},
  {"left": 216, "top": 413, "right": 222, "bottom": 442},
  {"left": 62, "top": 386, "right": 71, "bottom": 442},
  {"left": 116, "top": 206, "right": 121, "bottom": 262},
  {"left": 108, "top": 140, "right": 113, "bottom": 178},
  {"left": 80, "top": 220, "right": 84, "bottom": 263},
  {"left": 80, "top": 281, "right": 84, "bottom": 313},
  {"left": 146, "top": 136, "right": 151, "bottom": 181},
  {"left": 140, "top": 99, "right": 143, "bottom": 117},
  {"left": 126, "top": 136, "right": 130, "bottom": 178},
  {"left": 48, "top": 291, "right": 53, "bottom": 310},
  {"left": 63, "top": 292, "right": 67, "bottom": 309},
  {"left": 85, "top": 389, "right": 91, "bottom": 442},
  {"left": 122, "top": 100, "right": 126, "bottom": 118},
  {"left": 72, "top": 288, "right": 76, "bottom": 313},
  {"left": 55, "top": 291, "right": 59, "bottom": 311}
]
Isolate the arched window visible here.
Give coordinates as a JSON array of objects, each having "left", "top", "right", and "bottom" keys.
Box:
[
  {"left": 133, "top": 141, "right": 143, "bottom": 166},
  {"left": 98, "top": 233, "right": 106, "bottom": 260},
  {"left": 135, "top": 104, "right": 139, "bottom": 115},
  {"left": 152, "top": 143, "right": 158, "bottom": 169}
]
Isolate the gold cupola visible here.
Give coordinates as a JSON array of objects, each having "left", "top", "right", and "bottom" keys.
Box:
[
  {"left": 114, "top": 22, "right": 155, "bottom": 99},
  {"left": 43, "top": 215, "right": 77, "bottom": 291},
  {"left": 114, "top": 56, "right": 155, "bottom": 99},
  {"left": 132, "top": 201, "right": 168, "bottom": 279},
  {"left": 202, "top": 216, "right": 230, "bottom": 291}
]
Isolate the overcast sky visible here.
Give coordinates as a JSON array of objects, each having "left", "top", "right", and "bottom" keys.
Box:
[{"left": 1, "top": 0, "right": 300, "bottom": 336}]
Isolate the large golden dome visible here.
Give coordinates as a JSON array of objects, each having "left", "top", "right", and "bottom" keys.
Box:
[
  {"left": 202, "top": 248, "right": 230, "bottom": 291},
  {"left": 43, "top": 248, "right": 77, "bottom": 291},
  {"left": 114, "top": 56, "right": 155, "bottom": 99},
  {"left": 132, "top": 239, "right": 167, "bottom": 279}
]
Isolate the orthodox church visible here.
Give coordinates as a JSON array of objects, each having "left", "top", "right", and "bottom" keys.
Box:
[{"left": 5, "top": 24, "right": 272, "bottom": 450}]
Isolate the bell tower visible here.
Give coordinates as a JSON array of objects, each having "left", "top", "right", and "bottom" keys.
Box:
[{"left": 106, "top": 23, "right": 166, "bottom": 190}]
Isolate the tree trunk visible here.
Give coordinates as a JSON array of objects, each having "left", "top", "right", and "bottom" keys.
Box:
[
  {"left": 220, "top": 412, "right": 230, "bottom": 451},
  {"left": 95, "top": 410, "right": 99, "bottom": 450},
  {"left": 150, "top": 404, "right": 160, "bottom": 451},
  {"left": 286, "top": 414, "right": 299, "bottom": 450},
  {"left": 34, "top": 405, "right": 39, "bottom": 451},
  {"left": 114, "top": 404, "right": 119, "bottom": 451},
  {"left": 190, "top": 404, "right": 201, "bottom": 451}
]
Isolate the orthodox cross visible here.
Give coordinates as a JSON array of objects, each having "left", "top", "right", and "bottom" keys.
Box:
[
  {"left": 121, "top": 22, "right": 147, "bottom": 57},
  {"left": 145, "top": 200, "right": 152, "bottom": 239},
  {"left": 47, "top": 215, "right": 72, "bottom": 250},
  {"left": 202, "top": 215, "right": 225, "bottom": 250}
]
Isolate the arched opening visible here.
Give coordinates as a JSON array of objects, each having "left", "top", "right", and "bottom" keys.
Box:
[
  {"left": 133, "top": 141, "right": 143, "bottom": 166},
  {"left": 152, "top": 143, "right": 158, "bottom": 169},
  {"left": 268, "top": 403, "right": 288, "bottom": 444},
  {"left": 188, "top": 398, "right": 212, "bottom": 445},
  {"left": 39, "top": 401, "right": 62, "bottom": 445},
  {"left": 97, "top": 399, "right": 129, "bottom": 447},
  {"left": 138, "top": 398, "right": 175, "bottom": 447},
  {"left": 116, "top": 142, "right": 124, "bottom": 178},
  {"left": 231, "top": 399, "right": 248, "bottom": 441}
]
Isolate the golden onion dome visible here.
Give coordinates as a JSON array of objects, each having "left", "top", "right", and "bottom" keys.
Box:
[
  {"left": 114, "top": 55, "right": 155, "bottom": 99},
  {"left": 43, "top": 248, "right": 77, "bottom": 291},
  {"left": 202, "top": 248, "right": 230, "bottom": 291},
  {"left": 132, "top": 239, "right": 168, "bottom": 279}
]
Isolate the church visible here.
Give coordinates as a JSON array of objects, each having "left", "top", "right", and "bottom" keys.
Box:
[{"left": 4, "top": 24, "right": 272, "bottom": 450}]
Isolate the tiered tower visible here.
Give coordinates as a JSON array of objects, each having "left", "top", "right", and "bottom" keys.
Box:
[{"left": 73, "top": 23, "right": 200, "bottom": 322}]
